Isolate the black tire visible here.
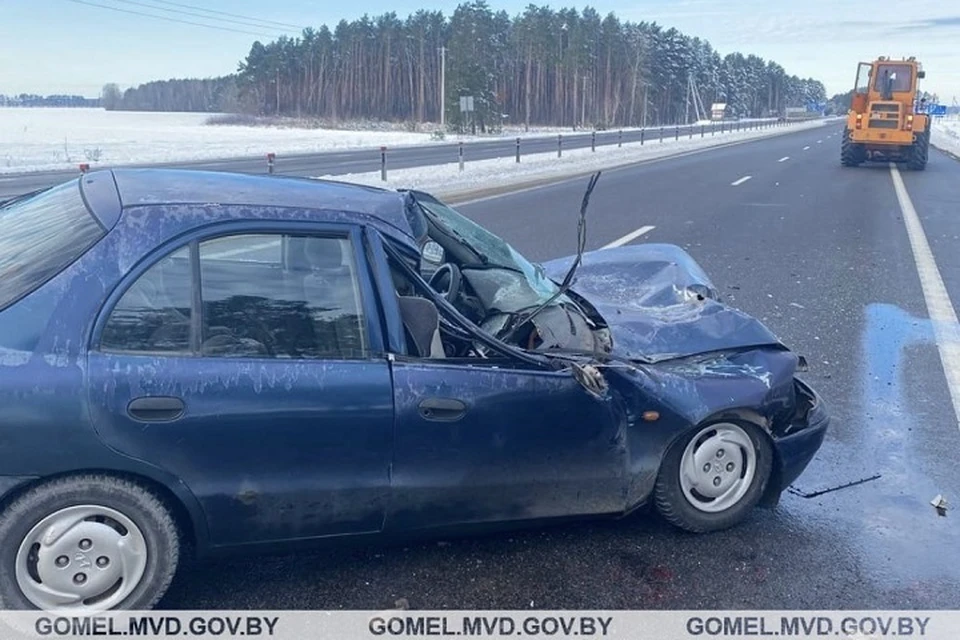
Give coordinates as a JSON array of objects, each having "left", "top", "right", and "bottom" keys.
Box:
[
  {"left": 654, "top": 420, "right": 774, "bottom": 533},
  {"left": 907, "top": 128, "right": 930, "bottom": 171},
  {"left": 0, "top": 475, "right": 180, "bottom": 611},
  {"left": 840, "top": 128, "right": 865, "bottom": 167}
]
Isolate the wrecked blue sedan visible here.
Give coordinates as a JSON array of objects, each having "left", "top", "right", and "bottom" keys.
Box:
[{"left": 0, "top": 169, "right": 827, "bottom": 611}]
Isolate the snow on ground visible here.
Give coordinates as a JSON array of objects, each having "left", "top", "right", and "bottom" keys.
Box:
[
  {"left": 314, "top": 119, "right": 828, "bottom": 199},
  {"left": 0, "top": 108, "right": 440, "bottom": 174},
  {"left": 0, "top": 107, "right": 790, "bottom": 175},
  {"left": 932, "top": 116, "right": 960, "bottom": 158}
]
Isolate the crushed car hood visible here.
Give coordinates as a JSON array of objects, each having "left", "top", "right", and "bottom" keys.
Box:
[{"left": 541, "top": 244, "right": 787, "bottom": 363}]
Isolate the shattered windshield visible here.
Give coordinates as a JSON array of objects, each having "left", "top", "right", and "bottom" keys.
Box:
[{"left": 415, "top": 196, "right": 563, "bottom": 306}]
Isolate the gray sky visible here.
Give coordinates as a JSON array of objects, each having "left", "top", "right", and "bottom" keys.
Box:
[{"left": 1, "top": 0, "right": 957, "bottom": 103}]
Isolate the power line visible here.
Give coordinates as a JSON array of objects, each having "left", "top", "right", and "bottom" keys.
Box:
[
  {"left": 64, "top": 0, "right": 283, "bottom": 38},
  {"left": 128, "top": 0, "right": 308, "bottom": 31},
  {"left": 108, "top": 0, "right": 304, "bottom": 34}
]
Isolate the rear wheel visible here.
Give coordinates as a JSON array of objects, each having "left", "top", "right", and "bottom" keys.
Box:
[
  {"left": 0, "top": 475, "right": 180, "bottom": 611},
  {"left": 840, "top": 128, "right": 865, "bottom": 167},
  {"left": 907, "top": 128, "right": 930, "bottom": 170},
  {"left": 654, "top": 421, "right": 773, "bottom": 533}
]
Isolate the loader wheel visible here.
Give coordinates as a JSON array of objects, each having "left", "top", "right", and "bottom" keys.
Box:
[
  {"left": 840, "top": 129, "right": 865, "bottom": 167},
  {"left": 907, "top": 128, "right": 930, "bottom": 171}
]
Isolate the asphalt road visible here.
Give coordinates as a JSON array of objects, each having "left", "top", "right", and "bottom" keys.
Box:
[
  {"left": 0, "top": 120, "right": 779, "bottom": 200},
  {"left": 141, "top": 123, "right": 960, "bottom": 610}
]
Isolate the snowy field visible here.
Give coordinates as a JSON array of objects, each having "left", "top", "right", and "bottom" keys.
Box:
[
  {"left": 0, "top": 107, "right": 790, "bottom": 175},
  {"left": 0, "top": 108, "right": 440, "bottom": 174},
  {"left": 932, "top": 116, "right": 960, "bottom": 158},
  {"left": 315, "top": 119, "right": 829, "bottom": 200}
]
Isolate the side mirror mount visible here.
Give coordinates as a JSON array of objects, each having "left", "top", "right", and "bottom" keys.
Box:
[{"left": 918, "top": 70, "right": 926, "bottom": 79}]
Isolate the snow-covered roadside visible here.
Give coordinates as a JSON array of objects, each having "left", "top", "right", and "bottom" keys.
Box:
[
  {"left": 0, "top": 108, "right": 439, "bottom": 174},
  {"left": 314, "top": 119, "right": 828, "bottom": 199},
  {"left": 931, "top": 118, "right": 960, "bottom": 159},
  {"left": 0, "top": 107, "right": 793, "bottom": 175}
]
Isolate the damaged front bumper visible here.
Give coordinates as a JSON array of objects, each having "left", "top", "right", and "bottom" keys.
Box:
[{"left": 773, "top": 378, "right": 830, "bottom": 493}]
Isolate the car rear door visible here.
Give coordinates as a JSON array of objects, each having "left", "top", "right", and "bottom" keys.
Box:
[
  {"left": 86, "top": 224, "right": 394, "bottom": 547},
  {"left": 386, "top": 357, "right": 629, "bottom": 532}
]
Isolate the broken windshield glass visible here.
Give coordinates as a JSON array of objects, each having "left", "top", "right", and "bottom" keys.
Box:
[{"left": 414, "top": 195, "right": 563, "bottom": 306}]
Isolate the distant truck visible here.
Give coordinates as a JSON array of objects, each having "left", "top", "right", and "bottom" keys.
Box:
[{"left": 841, "top": 56, "right": 930, "bottom": 170}]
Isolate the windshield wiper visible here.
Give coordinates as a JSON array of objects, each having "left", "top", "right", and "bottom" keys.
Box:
[{"left": 499, "top": 171, "right": 601, "bottom": 343}]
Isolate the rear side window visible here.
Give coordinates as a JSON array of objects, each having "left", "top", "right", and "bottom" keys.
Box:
[
  {"left": 100, "top": 247, "right": 193, "bottom": 354},
  {"left": 199, "top": 234, "right": 368, "bottom": 359},
  {"left": 0, "top": 181, "right": 105, "bottom": 310}
]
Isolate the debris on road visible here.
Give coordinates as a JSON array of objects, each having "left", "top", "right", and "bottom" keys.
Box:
[
  {"left": 931, "top": 494, "right": 948, "bottom": 517},
  {"left": 788, "top": 474, "right": 882, "bottom": 499}
]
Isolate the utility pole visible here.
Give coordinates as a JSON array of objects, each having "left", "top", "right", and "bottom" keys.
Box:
[
  {"left": 642, "top": 82, "right": 649, "bottom": 128},
  {"left": 438, "top": 46, "right": 447, "bottom": 127},
  {"left": 581, "top": 75, "right": 588, "bottom": 128}
]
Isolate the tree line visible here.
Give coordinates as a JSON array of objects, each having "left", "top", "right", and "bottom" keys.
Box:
[
  {"left": 104, "top": 1, "right": 827, "bottom": 129},
  {"left": 1, "top": 94, "right": 100, "bottom": 108}
]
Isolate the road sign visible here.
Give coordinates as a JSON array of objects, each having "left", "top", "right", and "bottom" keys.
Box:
[
  {"left": 930, "top": 104, "right": 947, "bottom": 116},
  {"left": 459, "top": 96, "right": 475, "bottom": 112}
]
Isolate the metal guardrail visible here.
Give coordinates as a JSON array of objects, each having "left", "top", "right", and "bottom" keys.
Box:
[{"left": 370, "top": 118, "right": 802, "bottom": 181}]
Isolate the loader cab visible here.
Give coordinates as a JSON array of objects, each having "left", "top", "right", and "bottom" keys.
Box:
[{"left": 851, "top": 57, "right": 924, "bottom": 114}]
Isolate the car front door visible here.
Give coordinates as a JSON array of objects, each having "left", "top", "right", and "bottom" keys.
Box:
[
  {"left": 87, "top": 225, "right": 394, "bottom": 547},
  {"left": 386, "top": 356, "right": 630, "bottom": 532}
]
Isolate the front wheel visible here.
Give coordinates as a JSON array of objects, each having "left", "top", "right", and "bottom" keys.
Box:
[
  {"left": 907, "top": 129, "right": 930, "bottom": 171},
  {"left": 840, "top": 128, "right": 865, "bottom": 167},
  {"left": 654, "top": 421, "right": 773, "bottom": 533},
  {"left": 0, "top": 475, "right": 180, "bottom": 611}
]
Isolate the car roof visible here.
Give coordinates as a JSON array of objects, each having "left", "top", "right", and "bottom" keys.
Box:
[{"left": 91, "top": 168, "right": 419, "bottom": 245}]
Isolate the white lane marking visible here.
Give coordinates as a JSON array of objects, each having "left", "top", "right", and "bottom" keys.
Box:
[
  {"left": 817, "top": 140, "right": 823, "bottom": 144},
  {"left": 601, "top": 225, "right": 655, "bottom": 249},
  {"left": 778, "top": 156, "right": 790, "bottom": 163},
  {"left": 803, "top": 146, "right": 810, "bottom": 150},
  {"left": 890, "top": 163, "right": 960, "bottom": 432},
  {"left": 731, "top": 175, "right": 752, "bottom": 186}
]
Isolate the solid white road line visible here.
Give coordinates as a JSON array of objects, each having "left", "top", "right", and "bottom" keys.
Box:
[
  {"left": 803, "top": 146, "right": 811, "bottom": 150},
  {"left": 731, "top": 176, "right": 752, "bottom": 186},
  {"left": 601, "top": 225, "right": 655, "bottom": 249},
  {"left": 890, "top": 163, "right": 960, "bottom": 432},
  {"left": 778, "top": 156, "right": 790, "bottom": 162}
]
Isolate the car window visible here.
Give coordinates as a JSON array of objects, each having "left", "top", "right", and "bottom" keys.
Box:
[
  {"left": 100, "top": 247, "right": 193, "bottom": 354},
  {"left": 0, "top": 181, "right": 105, "bottom": 311},
  {"left": 199, "top": 233, "right": 368, "bottom": 359}
]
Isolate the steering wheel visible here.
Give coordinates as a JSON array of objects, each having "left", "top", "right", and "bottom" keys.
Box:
[{"left": 428, "top": 262, "right": 463, "bottom": 303}]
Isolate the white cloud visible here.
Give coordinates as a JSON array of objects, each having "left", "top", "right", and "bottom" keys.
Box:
[{"left": 616, "top": 0, "right": 960, "bottom": 99}]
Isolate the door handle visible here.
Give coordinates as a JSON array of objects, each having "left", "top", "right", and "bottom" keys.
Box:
[
  {"left": 127, "top": 396, "right": 185, "bottom": 422},
  {"left": 418, "top": 398, "right": 466, "bottom": 422}
]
